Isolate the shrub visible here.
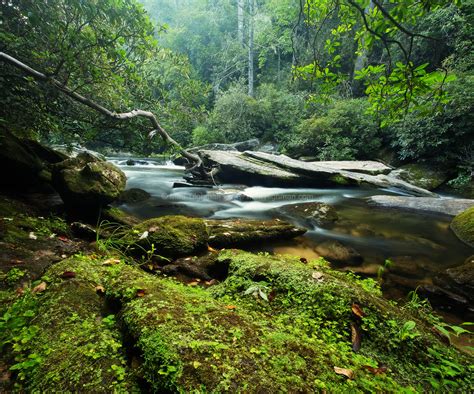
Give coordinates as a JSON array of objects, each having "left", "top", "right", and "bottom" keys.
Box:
[{"left": 285, "top": 98, "right": 380, "bottom": 160}]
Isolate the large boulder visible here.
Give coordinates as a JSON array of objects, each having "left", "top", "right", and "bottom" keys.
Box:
[
  {"left": 0, "top": 129, "right": 66, "bottom": 191},
  {"left": 450, "top": 206, "right": 474, "bottom": 247},
  {"left": 52, "top": 152, "right": 126, "bottom": 209},
  {"left": 197, "top": 150, "right": 436, "bottom": 196}
]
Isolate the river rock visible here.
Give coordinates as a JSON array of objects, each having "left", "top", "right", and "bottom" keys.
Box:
[
  {"left": 117, "top": 188, "right": 151, "bottom": 204},
  {"left": 198, "top": 150, "right": 436, "bottom": 196},
  {"left": 205, "top": 218, "right": 306, "bottom": 248},
  {"left": 276, "top": 202, "right": 338, "bottom": 227},
  {"left": 386, "top": 256, "right": 432, "bottom": 278},
  {"left": 128, "top": 215, "right": 209, "bottom": 259},
  {"left": 393, "top": 164, "right": 448, "bottom": 190},
  {"left": 450, "top": 206, "right": 474, "bottom": 247},
  {"left": 314, "top": 240, "right": 363, "bottom": 266},
  {"left": 0, "top": 128, "right": 65, "bottom": 191},
  {"left": 433, "top": 256, "right": 474, "bottom": 302},
  {"left": 200, "top": 150, "right": 305, "bottom": 186},
  {"left": 367, "top": 195, "right": 473, "bottom": 216},
  {"left": 52, "top": 152, "right": 126, "bottom": 209}
]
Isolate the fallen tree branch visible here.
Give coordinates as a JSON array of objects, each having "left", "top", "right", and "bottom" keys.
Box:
[{"left": 0, "top": 51, "right": 203, "bottom": 172}]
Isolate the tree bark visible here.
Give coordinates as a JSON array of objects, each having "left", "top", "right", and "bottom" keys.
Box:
[
  {"left": 237, "top": 0, "right": 244, "bottom": 45},
  {"left": 0, "top": 51, "right": 203, "bottom": 171},
  {"left": 247, "top": 0, "right": 255, "bottom": 97}
]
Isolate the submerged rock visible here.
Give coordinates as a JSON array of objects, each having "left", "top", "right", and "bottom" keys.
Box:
[
  {"left": 450, "top": 206, "right": 474, "bottom": 247},
  {"left": 116, "top": 188, "right": 151, "bottom": 204},
  {"left": 433, "top": 256, "right": 474, "bottom": 302},
  {"left": 205, "top": 218, "right": 306, "bottom": 248},
  {"left": 367, "top": 195, "right": 473, "bottom": 216},
  {"left": 276, "top": 201, "right": 338, "bottom": 227},
  {"left": 314, "top": 240, "right": 363, "bottom": 266},
  {"left": 52, "top": 152, "right": 126, "bottom": 209}
]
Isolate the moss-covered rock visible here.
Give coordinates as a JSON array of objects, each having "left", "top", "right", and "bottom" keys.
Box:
[
  {"left": 52, "top": 152, "right": 126, "bottom": 209},
  {"left": 433, "top": 256, "right": 474, "bottom": 302},
  {"left": 0, "top": 257, "right": 138, "bottom": 392},
  {"left": 396, "top": 164, "right": 448, "bottom": 191},
  {"left": 129, "top": 215, "right": 209, "bottom": 259},
  {"left": 205, "top": 218, "right": 306, "bottom": 247},
  {"left": 450, "top": 206, "right": 474, "bottom": 247},
  {"left": 0, "top": 128, "right": 59, "bottom": 191},
  {"left": 2, "top": 253, "right": 472, "bottom": 392}
]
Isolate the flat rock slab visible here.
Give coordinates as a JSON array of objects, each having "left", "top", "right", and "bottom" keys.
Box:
[
  {"left": 367, "top": 195, "right": 474, "bottom": 216},
  {"left": 305, "top": 160, "right": 392, "bottom": 175},
  {"left": 200, "top": 150, "right": 436, "bottom": 196},
  {"left": 205, "top": 218, "right": 306, "bottom": 248}
]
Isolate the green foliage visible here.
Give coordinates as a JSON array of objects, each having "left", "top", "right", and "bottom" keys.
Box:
[
  {"left": 199, "top": 83, "right": 306, "bottom": 145},
  {"left": 285, "top": 98, "right": 380, "bottom": 159}
]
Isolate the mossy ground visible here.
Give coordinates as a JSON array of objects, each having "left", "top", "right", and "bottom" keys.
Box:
[{"left": 1, "top": 250, "right": 472, "bottom": 392}]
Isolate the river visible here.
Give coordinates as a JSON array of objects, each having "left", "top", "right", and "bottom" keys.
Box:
[{"left": 110, "top": 157, "right": 473, "bottom": 322}]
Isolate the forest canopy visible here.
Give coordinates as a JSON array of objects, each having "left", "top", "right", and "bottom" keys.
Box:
[{"left": 0, "top": 0, "right": 473, "bottom": 183}]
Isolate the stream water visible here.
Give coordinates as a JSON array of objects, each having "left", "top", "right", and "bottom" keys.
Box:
[{"left": 110, "top": 157, "right": 473, "bottom": 323}]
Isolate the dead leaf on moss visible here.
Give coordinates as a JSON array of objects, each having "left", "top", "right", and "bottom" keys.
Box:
[
  {"left": 102, "top": 258, "right": 121, "bottom": 266},
  {"left": 32, "top": 282, "right": 47, "bottom": 293},
  {"left": 61, "top": 271, "right": 76, "bottom": 279},
  {"left": 351, "top": 303, "right": 366, "bottom": 318},
  {"left": 225, "top": 305, "right": 236, "bottom": 310},
  {"left": 136, "top": 289, "right": 146, "bottom": 297},
  {"left": 95, "top": 285, "right": 105, "bottom": 295},
  {"left": 188, "top": 281, "right": 199, "bottom": 287},
  {"left": 362, "top": 365, "right": 388, "bottom": 375},
  {"left": 334, "top": 366, "right": 354, "bottom": 379}
]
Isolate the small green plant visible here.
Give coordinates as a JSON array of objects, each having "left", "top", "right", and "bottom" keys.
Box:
[
  {"left": 3, "top": 268, "right": 27, "bottom": 285},
  {"left": 244, "top": 282, "right": 270, "bottom": 301},
  {"left": 398, "top": 320, "right": 421, "bottom": 341},
  {"left": 377, "top": 259, "right": 392, "bottom": 283}
]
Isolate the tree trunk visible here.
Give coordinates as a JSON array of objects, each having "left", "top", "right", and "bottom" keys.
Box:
[
  {"left": 248, "top": 0, "right": 255, "bottom": 97},
  {"left": 237, "top": 0, "right": 244, "bottom": 45},
  {"left": 0, "top": 51, "right": 203, "bottom": 172}
]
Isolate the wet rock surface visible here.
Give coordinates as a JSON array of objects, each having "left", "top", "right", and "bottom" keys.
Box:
[
  {"left": 198, "top": 150, "right": 436, "bottom": 196},
  {"left": 116, "top": 188, "right": 151, "bottom": 204},
  {"left": 367, "top": 195, "right": 473, "bottom": 216},
  {"left": 275, "top": 201, "right": 338, "bottom": 227},
  {"left": 314, "top": 240, "right": 363, "bottom": 266}
]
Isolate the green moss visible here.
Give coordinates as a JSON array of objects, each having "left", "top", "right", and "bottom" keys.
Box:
[
  {"left": 1, "top": 258, "right": 137, "bottom": 392},
  {"left": 399, "top": 164, "right": 447, "bottom": 191},
  {"left": 205, "top": 219, "right": 306, "bottom": 248},
  {"left": 450, "top": 206, "right": 474, "bottom": 247},
  {"left": 2, "top": 252, "right": 472, "bottom": 392},
  {"left": 128, "top": 215, "right": 209, "bottom": 259},
  {"left": 329, "top": 174, "right": 351, "bottom": 185}
]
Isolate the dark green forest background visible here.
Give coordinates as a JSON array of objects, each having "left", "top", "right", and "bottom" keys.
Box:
[{"left": 1, "top": 0, "right": 473, "bottom": 186}]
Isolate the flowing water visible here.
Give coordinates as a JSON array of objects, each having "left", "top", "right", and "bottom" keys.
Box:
[{"left": 110, "top": 157, "right": 473, "bottom": 323}]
